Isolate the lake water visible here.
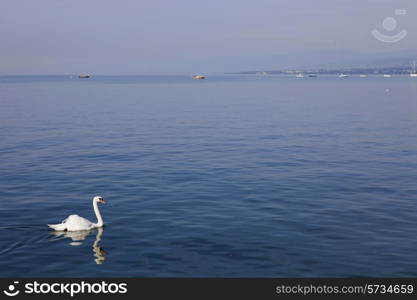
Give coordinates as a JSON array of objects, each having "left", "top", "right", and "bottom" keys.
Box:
[{"left": 1, "top": 74, "right": 417, "bottom": 277}]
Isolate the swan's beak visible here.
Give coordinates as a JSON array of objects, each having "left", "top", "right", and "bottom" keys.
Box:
[{"left": 99, "top": 199, "right": 106, "bottom": 204}]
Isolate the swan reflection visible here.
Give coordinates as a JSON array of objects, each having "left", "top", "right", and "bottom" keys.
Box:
[{"left": 51, "top": 227, "right": 107, "bottom": 264}]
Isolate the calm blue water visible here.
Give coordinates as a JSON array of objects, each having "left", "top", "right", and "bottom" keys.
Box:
[{"left": 1, "top": 74, "right": 417, "bottom": 277}]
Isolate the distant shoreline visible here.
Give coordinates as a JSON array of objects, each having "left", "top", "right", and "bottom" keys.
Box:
[
  {"left": 232, "top": 65, "right": 416, "bottom": 75},
  {"left": 0, "top": 67, "right": 416, "bottom": 77}
]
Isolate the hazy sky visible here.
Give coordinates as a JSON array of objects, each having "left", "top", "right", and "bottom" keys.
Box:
[{"left": 1, "top": 0, "right": 416, "bottom": 74}]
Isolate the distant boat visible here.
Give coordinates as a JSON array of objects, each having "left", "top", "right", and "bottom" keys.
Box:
[
  {"left": 411, "top": 61, "right": 417, "bottom": 77},
  {"left": 339, "top": 74, "right": 349, "bottom": 78},
  {"left": 383, "top": 74, "right": 392, "bottom": 78},
  {"left": 192, "top": 75, "right": 205, "bottom": 80},
  {"left": 359, "top": 74, "right": 368, "bottom": 78},
  {"left": 295, "top": 73, "right": 305, "bottom": 78},
  {"left": 308, "top": 74, "right": 318, "bottom": 77},
  {"left": 78, "top": 74, "right": 90, "bottom": 78}
]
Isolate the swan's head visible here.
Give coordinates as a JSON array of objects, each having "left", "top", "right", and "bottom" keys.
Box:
[{"left": 93, "top": 196, "right": 106, "bottom": 204}]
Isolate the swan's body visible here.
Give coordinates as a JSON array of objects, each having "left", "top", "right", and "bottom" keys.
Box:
[
  {"left": 48, "top": 196, "right": 105, "bottom": 231},
  {"left": 48, "top": 215, "right": 97, "bottom": 231}
]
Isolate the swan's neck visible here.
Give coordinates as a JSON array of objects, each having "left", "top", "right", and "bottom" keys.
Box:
[{"left": 93, "top": 200, "right": 104, "bottom": 227}]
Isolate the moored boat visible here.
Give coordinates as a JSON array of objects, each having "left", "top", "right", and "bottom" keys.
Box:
[{"left": 411, "top": 61, "right": 417, "bottom": 77}]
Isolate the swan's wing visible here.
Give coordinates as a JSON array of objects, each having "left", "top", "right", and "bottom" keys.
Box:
[
  {"left": 48, "top": 215, "right": 74, "bottom": 231},
  {"left": 62, "top": 214, "right": 94, "bottom": 231},
  {"left": 65, "top": 214, "right": 92, "bottom": 225},
  {"left": 48, "top": 214, "right": 94, "bottom": 231}
]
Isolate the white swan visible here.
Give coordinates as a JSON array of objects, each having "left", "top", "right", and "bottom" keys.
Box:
[{"left": 48, "top": 196, "right": 106, "bottom": 231}]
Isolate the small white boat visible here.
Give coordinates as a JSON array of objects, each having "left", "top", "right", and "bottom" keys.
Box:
[
  {"left": 383, "top": 74, "right": 392, "bottom": 78},
  {"left": 192, "top": 75, "right": 205, "bottom": 80},
  {"left": 359, "top": 74, "right": 368, "bottom": 78},
  {"left": 339, "top": 74, "right": 349, "bottom": 78},
  {"left": 78, "top": 74, "right": 90, "bottom": 78},
  {"left": 411, "top": 61, "right": 417, "bottom": 77},
  {"left": 296, "top": 73, "right": 305, "bottom": 78}
]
